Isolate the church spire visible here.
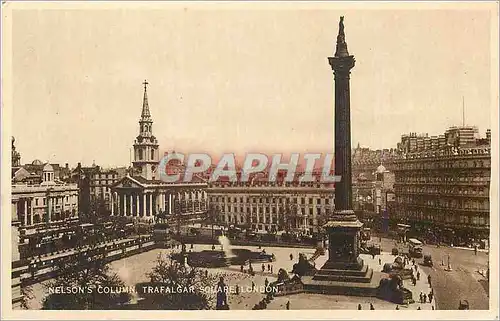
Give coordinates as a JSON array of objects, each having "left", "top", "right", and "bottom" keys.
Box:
[
  {"left": 334, "top": 16, "right": 350, "bottom": 58},
  {"left": 141, "top": 79, "right": 151, "bottom": 120}
]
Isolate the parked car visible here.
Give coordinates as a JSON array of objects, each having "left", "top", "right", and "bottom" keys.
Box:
[{"left": 423, "top": 254, "right": 433, "bottom": 267}]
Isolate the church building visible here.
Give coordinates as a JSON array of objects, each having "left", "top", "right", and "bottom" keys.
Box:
[{"left": 110, "top": 81, "right": 208, "bottom": 222}]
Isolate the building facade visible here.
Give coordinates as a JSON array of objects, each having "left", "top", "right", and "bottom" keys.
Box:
[
  {"left": 12, "top": 164, "right": 79, "bottom": 228},
  {"left": 111, "top": 81, "right": 208, "bottom": 223},
  {"left": 207, "top": 177, "right": 334, "bottom": 234},
  {"left": 11, "top": 139, "right": 79, "bottom": 229},
  {"left": 393, "top": 127, "right": 491, "bottom": 245}
]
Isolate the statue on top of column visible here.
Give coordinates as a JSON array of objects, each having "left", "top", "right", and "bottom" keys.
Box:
[{"left": 335, "top": 16, "right": 350, "bottom": 58}]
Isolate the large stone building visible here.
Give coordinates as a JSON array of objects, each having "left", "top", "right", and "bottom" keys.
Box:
[
  {"left": 11, "top": 139, "right": 79, "bottom": 228},
  {"left": 393, "top": 127, "right": 491, "bottom": 245},
  {"left": 207, "top": 173, "right": 334, "bottom": 234},
  {"left": 111, "top": 81, "right": 208, "bottom": 222}
]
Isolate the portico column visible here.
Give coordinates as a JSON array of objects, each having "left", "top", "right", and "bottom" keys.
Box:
[
  {"left": 117, "top": 193, "right": 121, "bottom": 216},
  {"left": 143, "top": 193, "right": 147, "bottom": 217},
  {"left": 148, "top": 193, "right": 153, "bottom": 216},
  {"left": 30, "top": 198, "right": 34, "bottom": 225},
  {"left": 169, "top": 193, "right": 172, "bottom": 214},
  {"left": 129, "top": 194, "right": 134, "bottom": 216},
  {"left": 124, "top": 194, "right": 127, "bottom": 216},
  {"left": 111, "top": 193, "right": 114, "bottom": 216},
  {"left": 46, "top": 197, "right": 50, "bottom": 222},
  {"left": 24, "top": 199, "right": 28, "bottom": 226},
  {"left": 136, "top": 194, "right": 140, "bottom": 217}
]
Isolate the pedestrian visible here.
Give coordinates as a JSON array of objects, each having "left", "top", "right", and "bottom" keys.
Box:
[
  {"left": 423, "top": 293, "right": 427, "bottom": 303},
  {"left": 412, "top": 259, "right": 415, "bottom": 265},
  {"left": 271, "top": 265, "right": 273, "bottom": 274},
  {"left": 265, "top": 278, "right": 269, "bottom": 288},
  {"left": 417, "top": 271, "right": 420, "bottom": 281},
  {"left": 417, "top": 307, "right": 421, "bottom": 310},
  {"left": 432, "top": 306, "right": 435, "bottom": 310},
  {"left": 290, "top": 253, "right": 293, "bottom": 261},
  {"left": 379, "top": 258, "right": 382, "bottom": 265},
  {"left": 474, "top": 245, "right": 478, "bottom": 256},
  {"left": 428, "top": 292, "right": 433, "bottom": 303},
  {"left": 262, "top": 264, "right": 265, "bottom": 272},
  {"left": 414, "top": 265, "right": 418, "bottom": 272},
  {"left": 428, "top": 275, "right": 432, "bottom": 286},
  {"left": 236, "top": 284, "right": 240, "bottom": 295},
  {"left": 240, "top": 265, "right": 244, "bottom": 273},
  {"left": 205, "top": 270, "right": 209, "bottom": 278},
  {"left": 372, "top": 253, "right": 375, "bottom": 259},
  {"left": 395, "top": 305, "right": 399, "bottom": 310},
  {"left": 419, "top": 292, "right": 423, "bottom": 303},
  {"left": 286, "top": 300, "right": 290, "bottom": 310},
  {"left": 252, "top": 281, "right": 255, "bottom": 291},
  {"left": 370, "top": 303, "right": 375, "bottom": 310},
  {"left": 358, "top": 304, "right": 362, "bottom": 310}
]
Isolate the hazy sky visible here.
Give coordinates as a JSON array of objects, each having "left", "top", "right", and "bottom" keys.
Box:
[{"left": 10, "top": 4, "right": 494, "bottom": 167}]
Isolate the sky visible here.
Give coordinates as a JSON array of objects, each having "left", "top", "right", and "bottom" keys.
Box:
[{"left": 9, "top": 3, "right": 494, "bottom": 168}]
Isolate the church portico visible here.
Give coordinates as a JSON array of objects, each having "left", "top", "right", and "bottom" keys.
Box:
[{"left": 111, "top": 175, "right": 208, "bottom": 221}]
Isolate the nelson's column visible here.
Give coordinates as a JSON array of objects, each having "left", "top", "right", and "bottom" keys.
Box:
[{"left": 303, "top": 16, "right": 378, "bottom": 296}]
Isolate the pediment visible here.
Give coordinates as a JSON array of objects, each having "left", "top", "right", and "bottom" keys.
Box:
[{"left": 112, "top": 176, "right": 144, "bottom": 189}]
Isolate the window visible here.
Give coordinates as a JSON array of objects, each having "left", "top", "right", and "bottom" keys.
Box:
[
  {"left": 151, "top": 149, "right": 155, "bottom": 160},
  {"left": 35, "top": 199, "right": 39, "bottom": 206},
  {"left": 139, "top": 149, "right": 143, "bottom": 160}
]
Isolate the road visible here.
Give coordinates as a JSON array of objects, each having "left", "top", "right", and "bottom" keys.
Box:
[{"left": 376, "top": 237, "right": 489, "bottom": 310}]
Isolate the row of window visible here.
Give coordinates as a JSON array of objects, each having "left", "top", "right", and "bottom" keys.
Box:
[
  {"left": 395, "top": 186, "right": 489, "bottom": 196},
  {"left": 398, "top": 210, "right": 489, "bottom": 226},
  {"left": 209, "top": 196, "right": 331, "bottom": 205},
  {"left": 92, "top": 180, "right": 117, "bottom": 186},
  {"left": 396, "top": 175, "right": 489, "bottom": 184},
  {"left": 395, "top": 158, "right": 490, "bottom": 171},
  {"left": 221, "top": 215, "right": 317, "bottom": 226},
  {"left": 397, "top": 196, "right": 489, "bottom": 211},
  {"left": 93, "top": 174, "right": 118, "bottom": 180},
  {"left": 30, "top": 195, "right": 77, "bottom": 207},
  {"left": 210, "top": 182, "right": 329, "bottom": 188},
  {"left": 219, "top": 205, "right": 328, "bottom": 216}
]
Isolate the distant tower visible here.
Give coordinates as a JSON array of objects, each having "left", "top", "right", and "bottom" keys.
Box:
[
  {"left": 132, "top": 80, "right": 159, "bottom": 180},
  {"left": 12, "top": 137, "right": 21, "bottom": 167}
]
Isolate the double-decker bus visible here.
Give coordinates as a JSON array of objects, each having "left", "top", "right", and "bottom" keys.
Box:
[{"left": 408, "top": 238, "right": 423, "bottom": 258}]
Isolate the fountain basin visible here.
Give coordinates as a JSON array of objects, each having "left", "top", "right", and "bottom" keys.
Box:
[{"left": 170, "top": 248, "right": 275, "bottom": 268}]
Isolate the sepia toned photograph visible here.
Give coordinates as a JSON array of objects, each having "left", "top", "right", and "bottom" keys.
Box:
[{"left": 1, "top": 1, "right": 498, "bottom": 319}]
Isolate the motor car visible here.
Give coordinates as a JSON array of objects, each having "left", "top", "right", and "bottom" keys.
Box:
[{"left": 423, "top": 254, "right": 433, "bottom": 267}]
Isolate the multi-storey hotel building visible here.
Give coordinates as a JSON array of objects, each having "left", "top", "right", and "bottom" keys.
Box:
[{"left": 393, "top": 127, "right": 491, "bottom": 245}]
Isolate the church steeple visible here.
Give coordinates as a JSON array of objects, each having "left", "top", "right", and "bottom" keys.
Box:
[
  {"left": 132, "top": 80, "right": 159, "bottom": 180},
  {"left": 141, "top": 80, "right": 151, "bottom": 120}
]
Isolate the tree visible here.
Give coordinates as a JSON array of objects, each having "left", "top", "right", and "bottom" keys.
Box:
[
  {"left": 20, "top": 281, "right": 33, "bottom": 309},
  {"left": 136, "top": 253, "right": 218, "bottom": 310},
  {"left": 42, "top": 241, "right": 130, "bottom": 309}
]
